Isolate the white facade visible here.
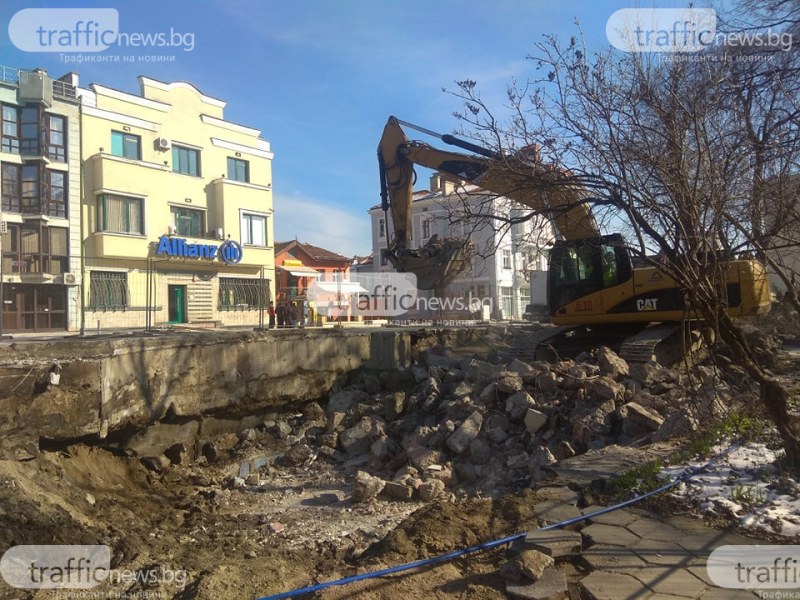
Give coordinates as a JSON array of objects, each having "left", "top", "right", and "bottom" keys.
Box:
[{"left": 369, "top": 174, "right": 554, "bottom": 320}]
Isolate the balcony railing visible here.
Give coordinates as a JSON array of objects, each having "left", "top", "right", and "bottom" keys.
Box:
[
  {"left": 0, "top": 65, "right": 77, "bottom": 99},
  {"left": 0, "top": 65, "right": 19, "bottom": 85}
]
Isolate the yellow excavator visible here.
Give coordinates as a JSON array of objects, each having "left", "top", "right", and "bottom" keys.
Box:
[{"left": 378, "top": 116, "right": 772, "bottom": 359}]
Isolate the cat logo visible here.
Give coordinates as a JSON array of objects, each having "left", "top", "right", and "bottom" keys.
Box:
[{"left": 636, "top": 298, "right": 659, "bottom": 311}]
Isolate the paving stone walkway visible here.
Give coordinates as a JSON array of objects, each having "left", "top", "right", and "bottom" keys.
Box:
[{"left": 506, "top": 487, "right": 764, "bottom": 600}]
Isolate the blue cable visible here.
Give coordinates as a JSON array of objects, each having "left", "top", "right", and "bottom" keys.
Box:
[{"left": 257, "top": 443, "right": 737, "bottom": 600}]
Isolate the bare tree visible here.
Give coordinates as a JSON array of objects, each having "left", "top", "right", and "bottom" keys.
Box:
[{"left": 444, "top": 9, "right": 800, "bottom": 468}]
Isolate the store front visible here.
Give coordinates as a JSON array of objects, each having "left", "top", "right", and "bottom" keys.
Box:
[
  {"left": 85, "top": 235, "right": 273, "bottom": 331},
  {"left": 1, "top": 282, "right": 67, "bottom": 332}
]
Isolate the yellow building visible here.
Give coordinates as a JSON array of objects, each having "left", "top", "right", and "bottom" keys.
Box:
[{"left": 78, "top": 75, "right": 275, "bottom": 329}]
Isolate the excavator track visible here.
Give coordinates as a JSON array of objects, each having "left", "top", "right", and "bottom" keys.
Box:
[{"left": 618, "top": 324, "right": 680, "bottom": 363}]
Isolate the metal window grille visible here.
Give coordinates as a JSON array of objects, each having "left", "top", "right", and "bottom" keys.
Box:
[
  {"left": 218, "top": 278, "right": 267, "bottom": 309},
  {"left": 89, "top": 271, "right": 129, "bottom": 309}
]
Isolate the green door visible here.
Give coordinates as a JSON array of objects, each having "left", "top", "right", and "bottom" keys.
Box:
[{"left": 168, "top": 285, "right": 187, "bottom": 323}]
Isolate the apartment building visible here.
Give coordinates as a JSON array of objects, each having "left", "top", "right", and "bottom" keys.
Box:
[
  {"left": 78, "top": 75, "right": 275, "bottom": 329},
  {"left": 370, "top": 173, "right": 553, "bottom": 320},
  {"left": 0, "top": 67, "right": 81, "bottom": 333}
]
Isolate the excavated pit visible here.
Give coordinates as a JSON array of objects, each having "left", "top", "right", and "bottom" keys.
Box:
[{"left": 0, "top": 324, "right": 793, "bottom": 599}]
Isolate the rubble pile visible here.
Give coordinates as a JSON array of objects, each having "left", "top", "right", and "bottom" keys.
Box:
[{"left": 226, "top": 342, "right": 747, "bottom": 504}]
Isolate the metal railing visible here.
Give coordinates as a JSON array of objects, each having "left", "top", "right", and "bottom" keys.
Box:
[
  {"left": 0, "top": 66, "right": 19, "bottom": 85},
  {"left": 0, "top": 65, "right": 77, "bottom": 99}
]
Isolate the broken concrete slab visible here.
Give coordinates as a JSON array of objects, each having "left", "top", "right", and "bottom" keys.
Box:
[
  {"left": 381, "top": 480, "right": 414, "bottom": 501},
  {"left": 552, "top": 443, "right": 675, "bottom": 487},
  {"left": 581, "top": 506, "right": 639, "bottom": 528},
  {"left": 618, "top": 401, "right": 664, "bottom": 433},
  {"left": 446, "top": 411, "right": 483, "bottom": 454},
  {"left": 525, "top": 530, "right": 582, "bottom": 558},
  {"left": 506, "top": 567, "right": 567, "bottom": 600},
  {"left": 533, "top": 501, "right": 582, "bottom": 526}
]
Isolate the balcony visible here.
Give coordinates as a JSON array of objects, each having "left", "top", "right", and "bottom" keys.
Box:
[
  {"left": 208, "top": 177, "right": 272, "bottom": 233},
  {"left": 86, "top": 232, "right": 151, "bottom": 260},
  {"left": 0, "top": 66, "right": 77, "bottom": 100}
]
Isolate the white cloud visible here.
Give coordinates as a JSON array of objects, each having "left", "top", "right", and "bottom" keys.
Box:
[{"left": 273, "top": 193, "right": 372, "bottom": 258}]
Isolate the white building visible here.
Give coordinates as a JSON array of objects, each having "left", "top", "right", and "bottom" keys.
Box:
[{"left": 369, "top": 173, "right": 554, "bottom": 320}]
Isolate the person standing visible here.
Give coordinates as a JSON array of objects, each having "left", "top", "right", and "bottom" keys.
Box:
[{"left": 268, "top": 301, "right": 276, "bottom": 329}]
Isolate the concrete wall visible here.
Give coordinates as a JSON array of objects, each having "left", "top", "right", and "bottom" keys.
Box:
[{"left": 0, "top": 329, "right": 411, "bottom": 458}]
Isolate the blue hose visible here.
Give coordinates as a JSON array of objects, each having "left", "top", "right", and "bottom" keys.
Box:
[{"left": 257, "top": 445, "right": 735, "bottom": 600}]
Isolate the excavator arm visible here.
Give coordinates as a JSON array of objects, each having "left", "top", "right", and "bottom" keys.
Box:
[{"left": 378, "top": 116, "right": 598, "bottom": 289}]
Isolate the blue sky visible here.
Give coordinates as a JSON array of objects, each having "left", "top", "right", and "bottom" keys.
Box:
[{"left": 1, "top": 0, "right": 681, "bottom": 257}]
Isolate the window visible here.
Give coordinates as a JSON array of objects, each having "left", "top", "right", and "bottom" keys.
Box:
[
  {"left": 89, "top": 271, "right": 128, "bottom": 309},
  {"left": 379, "top": 219, "right": 385, "bottom": 238},
  {"left": 500, "top": 287, "right": 513, "bottom": 319},
  {"left": 46, "top": 115, "right": 66, "bottom": 162},
  {"left": 241, "top": 212, "right": 266, "bottom": 246},
  {"left": 502, "top": 249, "right": 512, "bottom": 269},
  {"left": 20, "top": 107, "right": 39, "bottom": 155},
  {"left": 172, "top": 145, "right": 200, "bottom": 176},
  {"left": 21, "top": 165, "right": 38, "bottom": 213},
  {"left": 170, "top": 206, "right": 205, "bottom": 237},
  {"left": 227, "top": 157, "right": 249, "bottom": 182},
  {"left": 218, "top": 278, "right": 268, "bottom": 309},
  {"left": 601, "top": 244, "right": 619, "bottom": 288},
  {"left": 1, "top": 224, "right": 67, "bottom": 275},
  {"left": 97, "top": 194, "right": 144, "bottom": 234},
  {"left": 422, "top": 219, "right": 431, "bottom": 239},
  {"left": 44, "top": 171, "right": 66, "bottom": 217},
  {"left": 111, "top": 130, "right": 140, "bottom": 160},
  {"left": 380, "top": 248, "right": 389, "bottom": 266},
  {"left": 4, "top": 166, "right": 66, "bottom": 217},
  {"left": 1, "top": 105, "right": 19, "bottom": 153},
  {"left": 1, "top": 164, "right": 20, "bottom": 212}
]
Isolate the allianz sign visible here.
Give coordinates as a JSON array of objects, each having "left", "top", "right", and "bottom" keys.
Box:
[{"left": 155, "top": 236, "right": 243, "bottom": 265}]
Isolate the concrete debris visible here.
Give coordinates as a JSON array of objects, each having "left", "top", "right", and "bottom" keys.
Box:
[
  {"left": 524, "top": 408, "right": 548, "bottom": 434},
  {"left": 446, "top": 411, "right": 483, "bottom": 454},
  {"left": 618, "top": 401, "right": 664, "bottom": 435},
  {"left": 506, "top": 391, "right": 536, "bottom": 420},
  {"left": 418, "top": 478, "right": 446, "bottom": 501},
  {"left": 352, "top": 470, "right": 385, "bottom": 502},
  {"left": 595, "top": 346, "right": 629, "bottom": 379},
  {"left": 122, "top": 331, "right": 752, "bottom": 511}
]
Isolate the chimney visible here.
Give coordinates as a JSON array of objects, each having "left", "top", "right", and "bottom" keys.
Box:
[
  {"left": 429, "top": 172, "right": 457, "bottom": 195},
  {"left": 58, "top": 72, "right": 80, "bottom": 87}
]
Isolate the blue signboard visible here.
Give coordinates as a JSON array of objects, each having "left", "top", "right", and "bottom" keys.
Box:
[{"left": 155, "top": 236, "right": 243, "bottom": 266}]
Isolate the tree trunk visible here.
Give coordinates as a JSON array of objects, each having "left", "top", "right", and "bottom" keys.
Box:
[{"left": 717, "top": 313, "right": 800, "bottom": 471}]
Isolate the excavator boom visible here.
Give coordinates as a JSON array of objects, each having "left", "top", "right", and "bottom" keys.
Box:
[{"left": 378, "top": 116, "right": 598, "bottom": 288}]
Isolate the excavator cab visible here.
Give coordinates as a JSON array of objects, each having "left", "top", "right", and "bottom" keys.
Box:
[{"left": 547, "top": 234, "right": 632, "bottom": 316}]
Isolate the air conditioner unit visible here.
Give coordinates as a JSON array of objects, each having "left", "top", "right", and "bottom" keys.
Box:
[
  {"left": 63, "top": 273, "right": 77, "bottom": 285},
  {"left": 157, "top": 137, "right": 172, "bottom": 150},
  {"left": 168, "top": 225, "right": 177, "bottom": 235}
]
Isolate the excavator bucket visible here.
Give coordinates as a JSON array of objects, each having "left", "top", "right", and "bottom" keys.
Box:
[{"left": 389, "top": 236, "right": 473, "bottom": 290}]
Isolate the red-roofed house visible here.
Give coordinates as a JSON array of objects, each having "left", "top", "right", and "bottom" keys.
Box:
[{"left": 274, "top": 240, "right": 352, "bottom": 324}]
